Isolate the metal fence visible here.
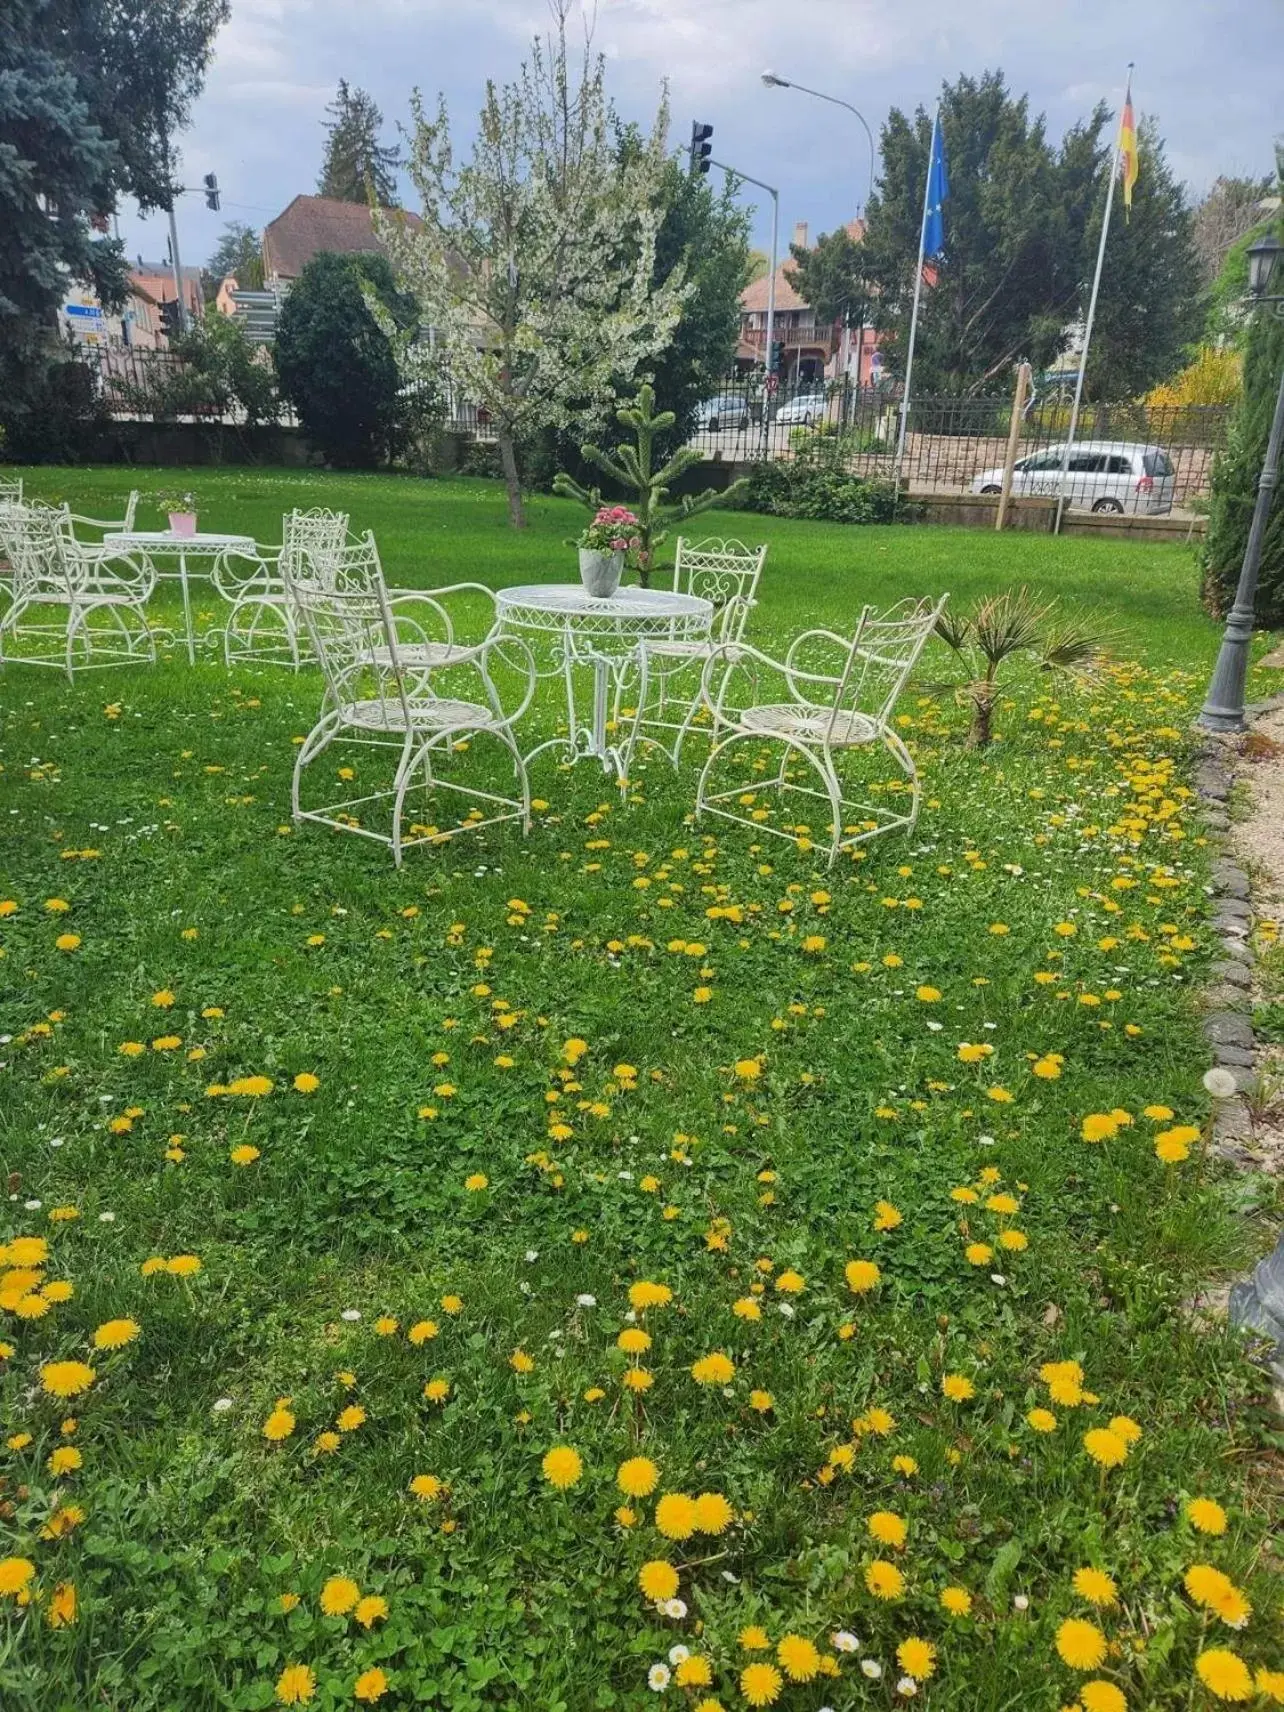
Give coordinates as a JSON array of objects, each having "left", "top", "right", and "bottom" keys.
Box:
[
  {"left": 79, "top": 345, "right": 1230, "bottom": 508},
  {"left": 685, "top": 376, "right": 1231, "bottom": 508},
  {"left": 81, "top": 344, "right": 299, "bottom": 427}
]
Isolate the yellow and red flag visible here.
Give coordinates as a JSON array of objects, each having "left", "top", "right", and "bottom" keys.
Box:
[{"left": 1118, "top": 89, "right": 1138, "bottom": 217}]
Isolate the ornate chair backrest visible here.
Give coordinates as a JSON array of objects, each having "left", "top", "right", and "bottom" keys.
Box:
[
  {"left": 832, "top": 595, "right": 947, "bottom": 734},
  {"left": 280, "top": 508, "right": 350, "bottom": 585},
  {"left": 284, "top": 532, "right": 412, "bottom": 733},
  {"left": 673, "top": 537, "right": 767, "bottom": 645},
  {"left": 0, "top": 477, "right": 23, "bottom": 509},
  {"left": 0, "top": 505, "right": 80, "bottom": 601}
]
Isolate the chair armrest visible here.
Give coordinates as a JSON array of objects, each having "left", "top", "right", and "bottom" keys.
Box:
[
  {"left": 76, "top": 546, "right": 157, "bottom": 600},
  {"left": 782, "top": 628, "right": 853, "bottom": 702}
]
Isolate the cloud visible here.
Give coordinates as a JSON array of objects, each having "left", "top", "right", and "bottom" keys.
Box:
[{"left": 116, "top": 0, "right": 1283, "bottom": 269}]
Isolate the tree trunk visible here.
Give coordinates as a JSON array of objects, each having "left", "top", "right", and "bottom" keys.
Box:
[
  {"left": 967, "top": 690, "right": 994, "bottom": 747},
  {"left": 497, "top": 431, "right": 526, "bottom": 529}
]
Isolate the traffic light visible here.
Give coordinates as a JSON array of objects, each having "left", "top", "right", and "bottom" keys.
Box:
[
  {"left": 158, "top": 298, "right": 182, "bottom": 340},
  {"left": 203, "top": 172, "right": 220, "bottom": 211},
  {"left": 689, "top": 122, "right": 713, "bottom": 176}
]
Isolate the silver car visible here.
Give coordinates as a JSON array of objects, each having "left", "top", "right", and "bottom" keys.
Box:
[{"left": 970, "top": 441, "right": 1176, "bottom": 514}]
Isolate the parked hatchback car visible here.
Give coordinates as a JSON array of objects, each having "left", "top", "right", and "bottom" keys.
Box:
[
  {"left": 969, "top": 441, "right": 1176, "bottom": 514},
  {"left": 693, "top": 392, "right": 751, "bottom": 432},
  {"left": 772, "top": 387, "right": 827, "bottom": 428}
]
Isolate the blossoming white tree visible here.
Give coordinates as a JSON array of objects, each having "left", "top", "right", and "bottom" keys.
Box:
[{"left": 378, "top": 2, "right": 686, "bottom": 528}]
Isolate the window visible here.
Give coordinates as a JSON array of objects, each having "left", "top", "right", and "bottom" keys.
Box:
[
  {"left": 1067, "top": 453, "right": 1107, "bottom": 473},
  {"left": 1104, "top": 455, "right": 1132, "bottom": 474},
  {"left": 1143, "top": 450, "right": 1174, "bottom": 477}
]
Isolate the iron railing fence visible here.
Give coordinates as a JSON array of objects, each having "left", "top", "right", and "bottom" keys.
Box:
[
  {"left": 685, "top": 375, "right": 1231, "bottom": 507},
  {"left": 79, "top": 345, "right": 1231, "bottom": 507}
]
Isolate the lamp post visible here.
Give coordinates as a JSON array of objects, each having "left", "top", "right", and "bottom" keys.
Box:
[
  {"left": 1196, "top": 232, "right": 1284, "bottom": 733},
  {"left": 760, "top": 71, "right": 876, "bottom": 219},
  {"left": 762, "top": 71, "right": 875, "bottom": 394}
]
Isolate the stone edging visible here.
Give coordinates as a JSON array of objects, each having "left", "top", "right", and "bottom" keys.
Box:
[{"left": 1202, "top": 693, "right": 1284, "bottom": 1381}]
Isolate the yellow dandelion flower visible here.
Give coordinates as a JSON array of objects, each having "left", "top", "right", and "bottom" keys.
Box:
[
  {"left": 867, "top": 1510, "right": 907, "bottom": 1549},
  {"left": 1186, "top": 1497, "right": 1227, "bottom": 1535},
  {"left": 1195, "top": 1649, "right": 1254, "bottom": 1703},
  {"left": 1079, "top": 1682, "right": 1127, "bottom": 1712},
  {"left": 1072, "top": 1567, "right": 1118, "bottom": 1607},
  {"left": 740, "top": 1661, "right": 783, "bottom": 1707},
  {"left": 776, "top": 1634, "right": 821, "bottom": 1681},
  {"left": 638, "top": 1560, "right": 679, "bottom": 1601},
  {"left": 1082, "top": 1427, "right": 1128, "bottom": 1468},
  {"left": 844, "top": 1258, "right": 881, "bottom": 1294},
  {"left": 897, "top": 1637, "right": 937, "bottom": 1680},
  {"left": 865, "top": 1559, "right": 905, "bottom": 1600},
  {"left": 693, "top": 1491, "right": 734, "bottom": 1534},
  {"left": 354, "top": 1594, "right": 388, "bottom": 1628},
  {"left": 1056, "top": 1618, "right": 1107, "bottom": 1670},
  {"left": 616, "top": 1456, "right": 659, "bottom": 1498},
  {"left": 262, "top": 1405, "right": 295, "bottom": 1442},
  {"left": 541, "top": 1445, "right": 582, "bottom": 1489},
  {"left": 40, "top": 1360, "right": 96, "bottom": 1399},
  {"left": 275, "top": 1664, "right": 316, "bottom": 1705},
  {"left": 319, "top": 1575, "right": 359, "bottom": 1616},
  {"left": 92, "top": 1318, "right": 139, "bottom": 1351},
  {"left": 654, "top": 1492, "right": 699, "bottom": 1540}
]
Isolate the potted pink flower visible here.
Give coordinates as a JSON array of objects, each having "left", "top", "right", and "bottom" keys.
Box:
[
  {"left": 158, "top": 489, "right": 198, "bottom": 537},
  {"left": 576, "top": 505, "right": 639, "bottom": 599}
]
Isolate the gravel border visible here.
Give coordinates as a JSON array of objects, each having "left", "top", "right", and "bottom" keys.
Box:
[{"left": 1206, "top": 693, "right": 1284, "bottom": 1380}]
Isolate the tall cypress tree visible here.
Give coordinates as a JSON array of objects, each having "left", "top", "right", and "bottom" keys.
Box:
[{"left": 318, "top": 81, "right": 399, "bottom": 205}]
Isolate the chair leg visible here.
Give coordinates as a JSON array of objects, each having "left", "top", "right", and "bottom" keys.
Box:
[
  {"left": 292, "top": 710, "right": 341, "bottom": 822},
  {"left": 498, "top": 726, "right": 532, "bottom": 833},
  {"left": 390, "top": 731, "right": 419, "bottom": 867},
  {"left": 883, "top": 728, "right": 920, "bottom": 829}
]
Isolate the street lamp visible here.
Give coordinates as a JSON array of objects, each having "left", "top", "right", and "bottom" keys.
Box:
[
  {"left": 760, "top": 70, "right": 876, "bottom": 219},
  {"left": 1196, "top": 231, "right": 1284, "bottom": 733}
]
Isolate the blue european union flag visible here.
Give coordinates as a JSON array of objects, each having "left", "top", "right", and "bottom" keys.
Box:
[{"left": 922, "top": 112, "right": 949, "bottom": 259}]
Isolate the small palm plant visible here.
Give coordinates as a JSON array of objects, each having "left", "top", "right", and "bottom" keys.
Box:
[
  {"left": 926, "top": 587, "right": 1108, "bottom": 747},
  {"left": 553, "top": 384, "right": 746, "bottom": 587}
]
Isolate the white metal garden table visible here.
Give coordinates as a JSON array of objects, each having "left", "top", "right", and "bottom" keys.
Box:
[
  {"left": 102, "top": 530, "right": 262, "bottom": 665},
  {"left": 494, "top": 583, "right": 713, "bottom": 781}
]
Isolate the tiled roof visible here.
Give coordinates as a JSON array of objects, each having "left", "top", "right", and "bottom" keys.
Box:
[
  {"left": 262, "top": 195, "right": 420, "bottom": 280},
  {"left": 740, "top": 219, "right": 866, "bottom": 314}
]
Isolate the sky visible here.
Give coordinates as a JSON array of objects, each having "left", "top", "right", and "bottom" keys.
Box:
[{"left": 119, "top": 0, "right": 1283, "bottom": 275}]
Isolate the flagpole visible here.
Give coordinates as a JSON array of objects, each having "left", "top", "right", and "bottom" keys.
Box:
[
  {"left": 894, "top": 103, "right": 939, "bottom": 495},
  {"left": 1053, "top": 63, "right": 1132, "bottom": 535}
]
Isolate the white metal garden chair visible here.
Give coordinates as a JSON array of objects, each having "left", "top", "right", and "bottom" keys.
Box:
[
  {"left": 0, "top": 504, "right": 156, "bottom": 679},
  {"left": 61, "top": 490, "right": 139, "bottom": 537},
  {"left": 695, "top": 594, "right": 947, "bottom": 866},
  {"left": 0, "top": 477, "right": 23, "bottom": 508},
  {"left": 618, "top": 536, "right": 768, "bottom": 774},
  {"left": 284, "top": 532, "right": 534, "bottom": 864},
  {"left": 219, "top": 507, "right": 351, "bottom": 668}
]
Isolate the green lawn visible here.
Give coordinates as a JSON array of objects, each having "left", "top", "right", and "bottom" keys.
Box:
[
  {"left": 1, "top": 468, "right": 1282, "bottom": 1712},
  {"left": 5, "top": 464, "right": 1242, "bottom": 665}
]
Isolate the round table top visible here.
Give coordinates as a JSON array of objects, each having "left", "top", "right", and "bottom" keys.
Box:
[
  {"left": 496, "top": 583, "right": 712, "bottom": 627},
  {"left": 103, "top": 530, "right": 258, "bottom": 553}
]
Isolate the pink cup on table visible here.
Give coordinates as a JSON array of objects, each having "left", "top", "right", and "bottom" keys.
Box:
[{"left": 168, "top": 511, "right": 197, "bottom": 538}]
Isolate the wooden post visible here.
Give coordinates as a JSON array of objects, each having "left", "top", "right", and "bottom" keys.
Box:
[{"left": 995, "top": 362, "right": 1031, "bottom": 531}]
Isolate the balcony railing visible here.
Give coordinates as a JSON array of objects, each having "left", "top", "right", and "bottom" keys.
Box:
[{"left": 740, "top": 324, "right": 837, "bottom": 352}]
